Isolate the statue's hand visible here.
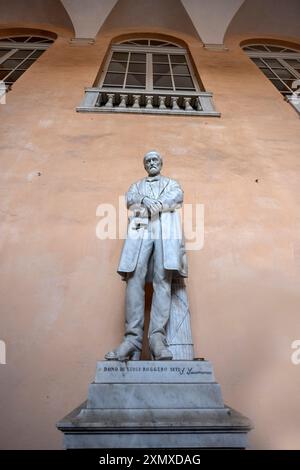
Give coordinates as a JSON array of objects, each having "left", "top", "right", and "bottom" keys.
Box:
[
  {"left": 149, "top": 200, "right": 162, "bottom": 215},
  {"left": 142, "top": 197, "right": 162, "bottom": 215}
]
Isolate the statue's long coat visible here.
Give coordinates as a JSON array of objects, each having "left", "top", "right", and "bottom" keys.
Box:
[{"left": 117, "top": 175, "right": 188, "bottom": 279}]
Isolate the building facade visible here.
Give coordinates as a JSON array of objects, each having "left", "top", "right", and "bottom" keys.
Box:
[{"left": 0, "top": 0, "right": 300, "bottom": 449}]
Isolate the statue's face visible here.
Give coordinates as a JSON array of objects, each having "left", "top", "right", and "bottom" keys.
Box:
[{"left": 144, "top": 153, "right": 162, "bottom": 176}]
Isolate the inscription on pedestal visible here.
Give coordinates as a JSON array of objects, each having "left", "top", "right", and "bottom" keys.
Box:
[{"left": 94, "top": 360, "right": 215, "bottom": 383}]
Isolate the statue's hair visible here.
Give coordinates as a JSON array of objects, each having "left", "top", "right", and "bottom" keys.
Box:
[{"left": 143, "top": 150, "right": 163, "bottom": 163}]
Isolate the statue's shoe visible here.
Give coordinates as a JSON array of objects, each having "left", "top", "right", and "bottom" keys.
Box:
[
  {"left": 151, "top": 346, "right": 173, "bottom": 361},
  {"left": 104, "top": 341, "right": 141, "bottom": 361},
  {"left": 149, "top": 336, "right": 173, "bottom": 361}
]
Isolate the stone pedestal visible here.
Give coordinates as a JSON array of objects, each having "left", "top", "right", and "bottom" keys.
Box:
[{"left": 57, "top": 360, "right": 252, "bottom": 448}]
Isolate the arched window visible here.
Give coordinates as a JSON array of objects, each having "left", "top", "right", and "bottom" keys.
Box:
[
  {"left": 99, "top": 39, "right": 200, "bottom": 93},
  {"left": 0, "top": 35, "right": 54, "bottom": 91},
  {"left": 243, "top": 42, "right": 300, "bottom": 114},
  {"left": 78, "top": 38, "right": 220, "bottom": 116}
]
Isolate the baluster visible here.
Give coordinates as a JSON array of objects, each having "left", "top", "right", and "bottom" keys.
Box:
[
  {"left": 105, "top": 93, "right": 114, "bottom": 108},
  {"left": 171, "top": 96, "right": 180, "bottom": 110},
  {"left": 183, "top": 97, "right": 193, "bottom": 111},
  {"left": 132, "top": 95, "right": 141, "bottom": 108},
  {"left": 196, "top": 97, "right": 203, "bottom": 111},
  {"left": 158, "top": 96, "right": 167, "bottom": 109},
  {"left": 119, "top": 94, "right": 128, "bottom": 108},
  {"left": 95, "top": 93, "right": 102, "bottom": 107},
  {"left": 145, "top": 95, "right": 154, "bottom": 109}
]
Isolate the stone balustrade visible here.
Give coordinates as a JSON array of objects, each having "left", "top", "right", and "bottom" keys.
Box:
[{"left": 77, "top": 88, "right": 221, "bottom": 116}]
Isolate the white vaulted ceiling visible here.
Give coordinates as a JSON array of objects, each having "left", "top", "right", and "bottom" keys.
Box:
[
  {"left": 181, "top": 0, "right": 245, "bottom": 47},
  {"left": 61, "top": 0, "right": 118, "bottom": 39},
  {"left": 59, "top": 0, "right": 246, "bottom": 46},
  {"left": 1, "top": 0, "right": 300, "bottom": 47}
]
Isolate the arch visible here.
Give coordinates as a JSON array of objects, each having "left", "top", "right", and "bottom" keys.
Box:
[
  {"left": 241, "top": 38, "right": 300, "bottom": 100},
  {"left": 225, "top": 0, "right": 300, "bottom": 43},
  {"left": 0, "top": 30, "right": 56, "bottom": 91},
  {"left": 240, "top": 38, "right": 300, "bottom": 53},
  {"left": 77, "top": 30, "right": 222, "bottom": 116},
  {"left": 117, "top": 38, "right": 184, "bottom": 48},
  {"left": 0, "top": 28, "right": 57, "bottom": 41},
  {"left": 110, "top": 32, "right": 191, "bottom": 51},
  {"left": 97, "top": 0, "right": 201, "bottom": 42},
  {"left": 93, "top": 32, "right": 205, "bottom": 93},
  {"left": 0, "top": 0, "right": 74, "bottom": 37}
]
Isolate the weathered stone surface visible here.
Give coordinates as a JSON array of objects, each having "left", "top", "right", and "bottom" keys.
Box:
[
  {"left": 57, "top": 360, "right": 252, "bottom": 448},
  {"left": 87, "top": 383, "right": 224, "bottom": 409}
]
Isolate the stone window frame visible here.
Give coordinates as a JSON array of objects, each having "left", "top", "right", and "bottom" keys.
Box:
[
  {"left": 78, "top": 38, "right": 220, "bottom": 117},
  {"left": 243, "top": 43, "right": 300, "bottom": 116},
  {"left": 0, "top": 35, "right": 54, "bottom": 92}
]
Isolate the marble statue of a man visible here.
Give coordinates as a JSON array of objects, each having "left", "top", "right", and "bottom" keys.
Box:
[{"left": 105, "top": 151, "right": 188, "bottom": 361}]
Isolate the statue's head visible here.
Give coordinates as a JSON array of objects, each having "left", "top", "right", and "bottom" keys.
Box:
[{"left": 143, "top": 150, "right": 163, "bottom": 176}]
